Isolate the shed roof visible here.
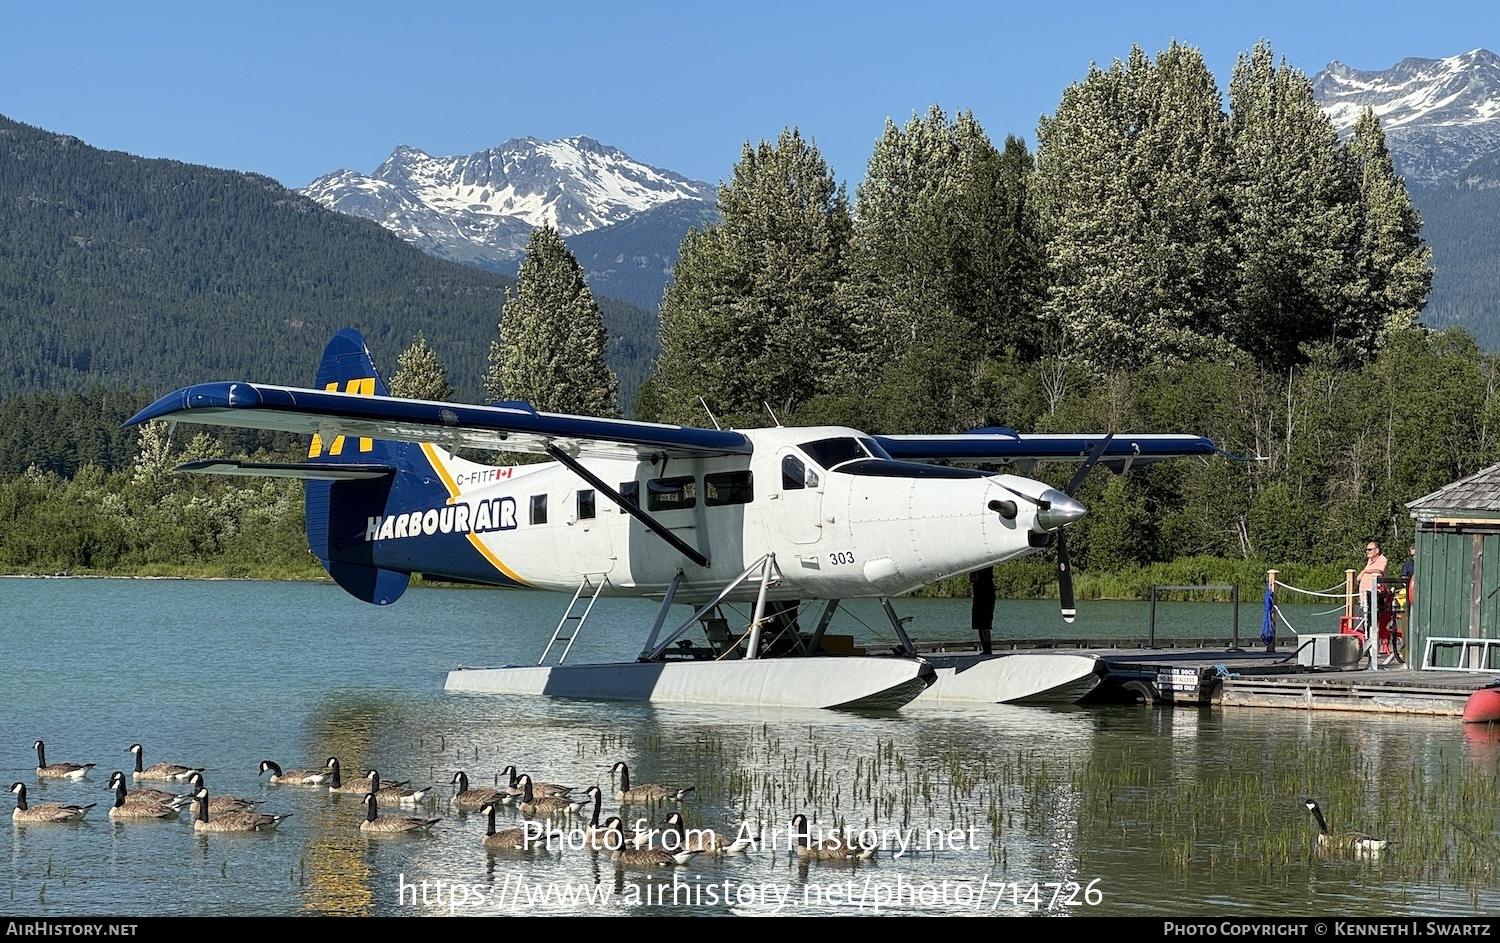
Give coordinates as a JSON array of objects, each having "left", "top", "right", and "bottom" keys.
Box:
[{"left": 1407, "top": 462, "right": 1500, "bottom": 522}]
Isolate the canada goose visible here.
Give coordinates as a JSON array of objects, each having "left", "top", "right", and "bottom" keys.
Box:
[
  {"left": 478, "top": 802, "right": 536, "bottom": 851},
  {"left": 578, "top": 786, "right": 643, "bottom": 848},
  {"left": 184, "top": 773, "right": 264, "bottom": 815},
  {"left": 34, "top": 740, "right": 94, "bottom": 780},
  {"left": 360, "top": 792, "right": 440, "bottom": 834},
  {"left": 585, "top": 814, "right": 649, "bottom": 851},
  {"left": 258, "top": 760, "right": 330, "bottom": 786},
  {"left": 605, "top": 817, "right": 703, "bottom": 867},
  {"left": 516, "top": 774, "right": 587, "bottom": 819},
  {"left": 11, "top": 782, "right": 95, "bottom": 823},
  {"left": 608, "top": 761, "right": 694, "bottom": 803},
  {"left": 790, "top": 814, "right": 877, "bottom": 861},
  {"left": 662, "top": 811, "right": 755, "bottom": 855},
  {"left": 323, "top": 758, "right": 377, "bottom": 796},
  {"left": 582, "top": 784, "right": 606, "bottom": 828},
  {"left": 190, "top": 787, "right": 290, "bottom": 832},
  {"left": 106, "top": 770, "right": 189, "bottom": 808},
  {"left": 451, "top": 771, "right": 506, "bottom": 811},
  {"left": 126, "top": 743, "right": 202, "bottom": 781},
  {"left": 1303, "top": 798, "right": 1389, "bottom": 853},
  {"left": 364, "top": 770, "right": 432, "bottom": 806},
  {"left": 499, "top": 765, "right": 573, "bottom": 798},
  {"left": 106, "top": 774, "right": 179, "bottom": 821}
]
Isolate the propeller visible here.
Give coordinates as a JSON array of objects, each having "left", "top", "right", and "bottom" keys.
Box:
[
  {"left": 974, "top": 434, "right": 1115, "bottom": 636},
  {"left": 1052, "top": 433, "right": 1113, "bottom": 624}
]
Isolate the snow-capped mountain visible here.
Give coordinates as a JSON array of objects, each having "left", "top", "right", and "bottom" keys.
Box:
[
  {"left": 1313, "top": 49, "right": 1500, "bottom": 191},
  {"left": 300, "top": 136, "right": 717, "bottom": 272}
]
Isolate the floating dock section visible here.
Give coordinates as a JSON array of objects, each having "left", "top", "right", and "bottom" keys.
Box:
[{"left": 992, "top": 637, "right": 1498, "bottom": 716}]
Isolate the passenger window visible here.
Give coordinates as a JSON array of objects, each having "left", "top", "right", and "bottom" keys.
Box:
[
  {"left": 705, "top": 471, "right": 754, "bottom": 507},
  {"left": 647, "top": 476, "right": 697, "bottom": 511},
  {"left": 577, "top": 489, "right": 596, "bottom": 520},
  {"left": 530, "top": 494, "right": 548, "bottom": 525},
  {"left": 619, "top": 481, "right": 640, "bottom": 513}
]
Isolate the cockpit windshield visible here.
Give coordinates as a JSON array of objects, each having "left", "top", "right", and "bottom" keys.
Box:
[{"left": 801, "top": 436, "right": 892, "bottom": 470}]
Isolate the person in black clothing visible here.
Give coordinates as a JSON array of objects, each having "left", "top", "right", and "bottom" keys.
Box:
[{"left": 970, "top": 566, "right": 995, "bottom": 655}]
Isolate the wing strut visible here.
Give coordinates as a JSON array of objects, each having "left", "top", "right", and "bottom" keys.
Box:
[{"left": 543, "top": 444, "right": 711, "bottom": 569}]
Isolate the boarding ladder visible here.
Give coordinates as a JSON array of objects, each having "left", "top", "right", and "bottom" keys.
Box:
[{"left": 539, "top": 575, "right": 609, "bottom": 666}]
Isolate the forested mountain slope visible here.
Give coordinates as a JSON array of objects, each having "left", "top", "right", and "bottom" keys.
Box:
[{"left": 0, "top": 116, "right": 655, "bottom": 404}]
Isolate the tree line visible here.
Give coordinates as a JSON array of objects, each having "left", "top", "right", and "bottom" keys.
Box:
[
  {"left": 490, "top": 40, "right": 1453, "bottom": 577},
  {"left": 0, "top": 41, "right": 1482, "bottom": 591}
]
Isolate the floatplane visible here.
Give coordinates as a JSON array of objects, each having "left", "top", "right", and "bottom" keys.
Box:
[{"left": 126, "top": 330, "right": 1232, "bottom": 711}]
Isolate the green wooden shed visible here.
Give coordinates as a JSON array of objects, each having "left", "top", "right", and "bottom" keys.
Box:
[{"left": 1406, "top": 463, "right": 1500, "bottom": 669}]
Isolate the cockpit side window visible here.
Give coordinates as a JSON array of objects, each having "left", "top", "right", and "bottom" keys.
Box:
[{"left": 782, "top": 455, "right": 807, "bottom": 490}]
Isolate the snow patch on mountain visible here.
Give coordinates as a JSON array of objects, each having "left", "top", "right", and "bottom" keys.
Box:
[
  {"left": 299, "top": 136, "right": 716, "bottom": 265},
  {"left": 1313, "top": 49, "right": 1500, "bottom": 190}
]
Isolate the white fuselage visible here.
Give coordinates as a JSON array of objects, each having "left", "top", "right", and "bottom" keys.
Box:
[{"left": 376, "top": 426, "right": 1067, "bottom": 604}]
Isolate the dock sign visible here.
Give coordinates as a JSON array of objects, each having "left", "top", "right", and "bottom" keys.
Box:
[{"left": 1158, "top": 668, "right": 1201, "bottom": 694}]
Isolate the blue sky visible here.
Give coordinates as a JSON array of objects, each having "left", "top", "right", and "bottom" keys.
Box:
[{"left": 4, "top": 1, "right": 1494, "bottom": 190}]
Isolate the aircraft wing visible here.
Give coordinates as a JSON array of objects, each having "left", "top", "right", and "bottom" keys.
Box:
[
  {"left": 872, "top": 428, "right": 1246, "bottom": 471},
  {"left": 125, "top": 382, "right": 753, "bottom": 461}
]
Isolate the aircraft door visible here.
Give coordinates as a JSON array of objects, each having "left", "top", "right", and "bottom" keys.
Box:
[
  {"left": 569, "top": 486, "right": 615, "bottom": 575},
  {"left": 776, "top": 451, "right": 823, "bottom": 545}
]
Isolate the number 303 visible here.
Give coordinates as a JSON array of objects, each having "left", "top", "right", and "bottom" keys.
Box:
[{"left": 829, "top": 551, "right": 855, "bottom": 565}]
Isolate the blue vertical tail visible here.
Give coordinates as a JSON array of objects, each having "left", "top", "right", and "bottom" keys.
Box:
[{"left": 305, "top": 329, "right": 411, "bottom": 605}]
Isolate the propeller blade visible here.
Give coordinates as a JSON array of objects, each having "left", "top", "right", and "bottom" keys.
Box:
[
  {"left": 1063, "top": 433, "right": 1115, "bottom": 497},
  {"left": 1049, "top": 433, "right": 1109, "bottom": 624},
  {"left": 1057, "top": 532, "right": 1076, "bottom": 624},
  {"left": 997, "top": 482, "right": 1049, "bottom": 509}
]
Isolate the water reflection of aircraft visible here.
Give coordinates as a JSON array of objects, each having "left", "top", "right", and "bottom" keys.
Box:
[{"left": 128, "top": 330, "right": 1232, "bottom": 710}]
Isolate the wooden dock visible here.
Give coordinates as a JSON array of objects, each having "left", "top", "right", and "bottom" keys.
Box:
[
  {"left": 991, "top": 638, "right": 1499, "bottom": 715},
  {"left": 1214, "top": 667, "right": 1494, "bottom": 715}
]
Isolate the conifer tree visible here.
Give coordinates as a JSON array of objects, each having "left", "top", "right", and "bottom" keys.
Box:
[
  {"left": 1034, "top": 43, "right": 1236, "bottom": 373},
  {"left": 388, "top": 332, "right": 455, "bottom": 401},
  {"left": 654, "top": 128, "right": 852, "bottom": 425},
  {"left": 485, "top": 225, "right": 618, "bottom": 416}
]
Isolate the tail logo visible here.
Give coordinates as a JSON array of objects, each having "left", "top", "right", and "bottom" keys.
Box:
[{"left": 309, "top": 378, "right": 376, "bottom": 457}]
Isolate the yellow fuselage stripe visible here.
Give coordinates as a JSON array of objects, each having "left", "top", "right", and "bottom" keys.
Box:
[{"left": 420, "top": 443, "right": 531, "bottom": 587}]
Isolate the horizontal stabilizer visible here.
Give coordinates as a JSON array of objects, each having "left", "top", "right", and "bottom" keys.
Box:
[{"left": 174, "top": 459, "right": 394, "bottom": 481}]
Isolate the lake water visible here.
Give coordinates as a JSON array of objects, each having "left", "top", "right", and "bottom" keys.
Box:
[{"left": 3, "top": 577, "right": 1496, "bottom": 918}]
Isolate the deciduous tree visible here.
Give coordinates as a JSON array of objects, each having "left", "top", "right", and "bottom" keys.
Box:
[
  {"left": 1035, "top": 43, "right": 1236, "bottom": 373},
  {"left": 1344, "top": 109, "right": 1433, "bottom": 356},
  {"left": 654, "top": 128, "right": 852, "bottom": 426},
  {"left": 1227, "top": 41, "right": 1358, "bottom": 370}
]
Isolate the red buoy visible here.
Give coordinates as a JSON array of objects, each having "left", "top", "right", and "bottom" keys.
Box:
[{"left": 1463, "top": 687, "right": 1500, "bottom": 724}]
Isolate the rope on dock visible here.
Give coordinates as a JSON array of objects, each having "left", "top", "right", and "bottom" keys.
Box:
[
  {"left": 1271, "top": 578, "right": 1347, "bottom": 600},
  {"left": 1271, "top": 604, "right": 1328, "bottom": 636},
  {"left": 1273, "top": 603, "right": 1366, "bottom": 642},
  {"left": 1272, "top": 605, "right": 1297, "bottom": 634}
]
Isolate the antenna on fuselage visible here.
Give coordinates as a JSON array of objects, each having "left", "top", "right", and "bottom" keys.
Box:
[
  {"left": 764, "top": 402, "right": 783, "bottom": 427},
  {"left": 698, "top": 397, "right": 722, "bottom": 430}
]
